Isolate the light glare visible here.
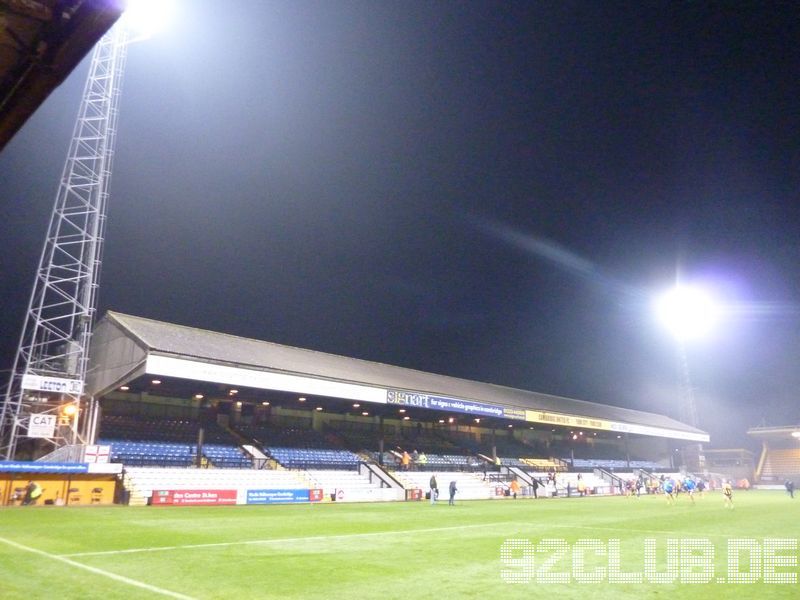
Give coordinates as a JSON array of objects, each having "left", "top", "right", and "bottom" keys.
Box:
[
  {"left": 655, "top": 285, "right": 718, "bottom": 340},
  {"left": 122, "top": 0, "right": 176, "bottom": 39}
]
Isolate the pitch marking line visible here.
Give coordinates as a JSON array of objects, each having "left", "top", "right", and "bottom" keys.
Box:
[
  {"left": 61, "top": 521, "right": 520, "bottom": 558},
  {"left": 0, "top": 535, "right": 196, "bottom": 600},
  {"left": 546, "top": 524, "right": 752, "bottom": 539},
  {"left": 57, "top": 522, "right": 751, "bottom": 560}
]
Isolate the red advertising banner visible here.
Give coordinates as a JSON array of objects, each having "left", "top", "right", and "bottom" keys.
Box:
[
  {"left": 152, "top": 489, "right": 237, "bottom": 506},
  {"left": 405, "top": 488, "right": 422, "bottom": 501},
  {"left": 309, "top": 488, "right": 324, "bottom": 502}
]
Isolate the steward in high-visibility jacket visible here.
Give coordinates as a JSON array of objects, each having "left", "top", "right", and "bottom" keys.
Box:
[{"left": 22, "top": 481, "right": 42, "bottom": 505}]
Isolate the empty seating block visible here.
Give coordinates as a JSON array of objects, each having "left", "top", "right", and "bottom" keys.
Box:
[
  {"left": 202, "top": 444, "right": 253, "bottom": 469},
  {"left": 564, "top": 458, "right": 662, "bottom": 471},
  {"left": 100, "top": 440, "right": 195, "bottom": 467},
  {"left": 267, "top": 447, "right": 360, "bottom": 470},
  {"left": 762, "top": 448, "right": 800, "bottom": 478}
]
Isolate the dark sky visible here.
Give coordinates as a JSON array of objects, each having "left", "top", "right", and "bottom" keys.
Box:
[{"left": 2, "top": 1, "right": 799, "bottom": 448}]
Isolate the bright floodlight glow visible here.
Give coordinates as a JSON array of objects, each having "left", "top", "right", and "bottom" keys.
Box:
[
  {"left": 122, "top": 0, "right": 176, "bottom": 38},
  {"left": 792, "top": 431, "right": 800, "bottom": 439},
  {"left": 655, "top": 285, "right": 719, "bottom": 340}
]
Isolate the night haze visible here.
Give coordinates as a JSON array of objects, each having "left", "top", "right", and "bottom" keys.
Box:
[{"left": 1, "top": 0, "right": 799, "bottom": 449}]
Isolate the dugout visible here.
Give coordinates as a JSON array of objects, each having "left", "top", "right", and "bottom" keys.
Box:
[{"left": 0, "top": 467, "right": 117, "bottom": 506}]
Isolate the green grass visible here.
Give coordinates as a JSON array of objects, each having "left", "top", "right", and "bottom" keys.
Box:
[{"left": 1, "top": 490, "right": 798, "bottom": 599}]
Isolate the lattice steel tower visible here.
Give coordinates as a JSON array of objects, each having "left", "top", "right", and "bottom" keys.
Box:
[{"left": 0, "top": 24, "right": 129, "bottom": 460}]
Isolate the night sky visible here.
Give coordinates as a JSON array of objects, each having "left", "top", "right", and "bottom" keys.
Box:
[{"left": 2, "top": 1, "right": 799, "bottom": 448}]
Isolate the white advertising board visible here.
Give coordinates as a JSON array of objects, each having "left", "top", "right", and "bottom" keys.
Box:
[{"left": 27, "top": 414, "right": 56, "bottom": 438}]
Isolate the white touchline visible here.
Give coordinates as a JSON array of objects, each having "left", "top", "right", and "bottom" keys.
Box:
[
  {"left": 61, "top": 521, "right": 521, "bottom": 558},
  {"left": 0, "top": 536, "right": 197, "bottom": 600},
  {"left": 59, "top": 521, "right": 760, "bottom": 560},
  {"left": 545, "top": 524, "right": 751, "bottom": 538}
]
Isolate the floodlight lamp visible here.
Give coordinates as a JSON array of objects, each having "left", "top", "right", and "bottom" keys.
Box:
[
  {"left": 122, "top": 0, "right": 176, "bottom": 39},
  {"left": 792, "top": 431, "right": 800, "bottom": 439},
  {"left": 655, "top": 285, "right": 719, "bottom": 341},
  {"left": 62, "top": 404, "right": 78, "bottom": 417}
]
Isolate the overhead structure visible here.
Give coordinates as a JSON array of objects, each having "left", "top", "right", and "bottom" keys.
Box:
[
  {"left": 88, "top": 312, "right": 710, "bottom": 445},
  {"left": 0, "top": 0, "right": 124, "bottom": 151},
  {"left": 0, "top": 17, "right": 128, "bottom": 460}
]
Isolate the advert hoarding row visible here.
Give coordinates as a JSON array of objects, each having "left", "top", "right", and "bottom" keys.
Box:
[
  {"left": 151, "top": 488, "right": 325, "bottom": 506},
  {"left": 386, "top": 390, "right": 709, "bottom": 442}
]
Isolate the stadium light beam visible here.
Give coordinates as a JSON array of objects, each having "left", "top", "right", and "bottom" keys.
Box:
[{"left": 654, "top": 285, "right": 719, "bottom": 341}]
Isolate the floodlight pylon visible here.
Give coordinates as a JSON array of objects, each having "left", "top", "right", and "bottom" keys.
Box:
[
  {"left": 0, "top": 25, "right": 129, "bottom": 460},
  {"left": 676, "top": 342, "right": 706, "bottom": 472}
]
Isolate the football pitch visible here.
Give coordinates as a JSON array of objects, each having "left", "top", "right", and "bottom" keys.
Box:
[{"left": 1, "top": 490, "right": 797, "bottom": 599}]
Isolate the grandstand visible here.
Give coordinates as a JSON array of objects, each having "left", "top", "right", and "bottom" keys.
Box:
[
  {"left": 2, "top": 311, "right": 712, "bottom": 507},
  {"left": 87, "top": 410, "right": 682, "bottom": 504},
  {"left": 761, "top": 448, "right": 800, "bottom": 479},
  {"left": 748, "top": 426, "right": 800, "bottom": 483}
]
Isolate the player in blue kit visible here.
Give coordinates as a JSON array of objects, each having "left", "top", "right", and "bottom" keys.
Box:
[
  {"left": 683, "top": 476, "right": 697, "bottom": 504},
  {"left": 663, "top": 477, "right": 676, "bottom": 505}
]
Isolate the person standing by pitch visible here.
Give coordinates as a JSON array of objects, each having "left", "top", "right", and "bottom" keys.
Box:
[{"left": 448, "top": 480, "right": 457, "bottom": 505}]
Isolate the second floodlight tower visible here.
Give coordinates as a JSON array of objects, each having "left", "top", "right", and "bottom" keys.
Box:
[{"left": 654, "top": 283, "right": 720, "bottom": 471}]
